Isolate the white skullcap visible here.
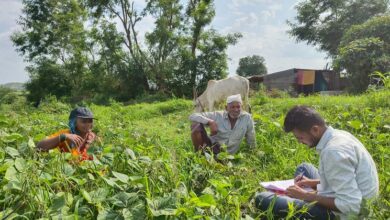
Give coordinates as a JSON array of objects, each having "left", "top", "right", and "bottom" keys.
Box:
[{"left": 226, "top": 94, "right": 242, "bottom": 104}]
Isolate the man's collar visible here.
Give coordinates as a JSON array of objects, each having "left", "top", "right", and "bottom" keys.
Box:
[{"left": 316, "top": 126, "right": 334, "bottom": 153}]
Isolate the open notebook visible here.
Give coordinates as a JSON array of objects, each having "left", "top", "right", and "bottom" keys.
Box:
[{"left": 260, "top": 179, "right": 314, "bottom": 194}]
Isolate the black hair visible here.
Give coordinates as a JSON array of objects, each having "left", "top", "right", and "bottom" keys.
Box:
[{"left": 284, "top": 105, "right": 325, "bottom": 132}]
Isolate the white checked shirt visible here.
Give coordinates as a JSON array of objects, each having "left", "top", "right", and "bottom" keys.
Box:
[{"left": 316, "top": 126, "right": 379, "bottom": 219}]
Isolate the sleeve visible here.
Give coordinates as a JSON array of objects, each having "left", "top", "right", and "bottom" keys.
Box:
[
  {"left": 322, "top": 149, "right": 362, "bottom": 214},
  {"left": 189, "top": 112, "right": 217, "bottom": 125},
  {"left": 47, "top": 129, "right": 71, "bottom": 151},
  {"left": 245, "top": 116, "right": 256, "bottom": 148}
]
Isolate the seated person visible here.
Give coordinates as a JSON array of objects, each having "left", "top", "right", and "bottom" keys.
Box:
[
  {"left": 255, "top": 105, "right": 379, "bottom": 219},
  {"left": 189, "top": 94, "right": 256, "bottom": 155},
  {"left": 37, "top": 107, "right": 97, "bottom": 160}
]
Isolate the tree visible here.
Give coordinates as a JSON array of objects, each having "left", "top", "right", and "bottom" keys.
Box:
[
  {"left": 186, "top": 0, "right": 216, "bottom": 90},
  {"left": 334, "top": 15, "right": 390, "bottom": 92},
  {"left": 13, "top": 0, "right": 241, "bottom": 103},
  {"left": 236, "top": 55, "right": 267, "bottom": 77},
  {"left": 288, "top": 0, "right": 389, "bottom": 57},
  {"left": 12, "top": 0, "right": 91, "bottom": 103}
]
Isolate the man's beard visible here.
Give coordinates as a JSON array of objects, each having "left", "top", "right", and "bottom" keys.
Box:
[
  {"left": 229, "top": 111, "right": 240, "bottom": 119},
  {"left": 309, "top": 136, "right": 321, "bottom": 148}
]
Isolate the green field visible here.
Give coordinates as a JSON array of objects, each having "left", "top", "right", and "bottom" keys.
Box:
[{"left": 0, "top": 90, "right": 389, "bottom": 219}]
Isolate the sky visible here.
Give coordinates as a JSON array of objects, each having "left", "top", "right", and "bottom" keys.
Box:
[{"left": 0, "top": 0, "right": 329, "bottom": 84}]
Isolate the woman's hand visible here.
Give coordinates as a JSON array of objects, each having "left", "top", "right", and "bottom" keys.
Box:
[
  {"left": 84, "top": 131, "right": 96, "bottom": 144},
  {"left": 65, "top": 134, "right": 84, "bottom": 147}
]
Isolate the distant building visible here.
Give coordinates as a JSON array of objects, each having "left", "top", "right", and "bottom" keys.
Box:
[{"left": 248, "top": 68, "right": 342, "bottom": 95}]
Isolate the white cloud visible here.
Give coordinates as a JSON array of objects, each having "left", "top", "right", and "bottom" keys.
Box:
[
  {"left": 225, "top": 23, "right": 328, "bottom": 75},
  {"left": 231, "top": 0, "right": 276, "bottom": 8},
  {"left": 0, "top": 0, "right": 22, "bottom": 23},
  {"left": 0, "top": 0, "right": 28, "bottom": 84}
]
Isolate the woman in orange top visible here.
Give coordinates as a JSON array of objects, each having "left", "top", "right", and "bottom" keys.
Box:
[{"left": 36, "top": 107, "right": 97, "bottom": 160}]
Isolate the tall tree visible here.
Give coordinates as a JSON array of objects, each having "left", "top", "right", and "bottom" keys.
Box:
[
  {"left": 12, "top": 0, "right": 91, "bottom": 103},
  {"left": 186, "top": 0, "right": 216, "bottom": 90},
  {"left": 236, "top": 55, "right": 267, "bottom": 77},
  {"left": 144, "top": 0, "right": 183, "bottom": 91},
  {"left": 287, "top": 0, "right": 389, "bottom": 57},
  {"left": 13, "top": 0, "right": 241, "bottom": 102},
  {"left": 86, "top": 0, "right": 151, "bottom": 91},
  {"left": 334, "top": 15, "right": 390, "bottom": 92}
]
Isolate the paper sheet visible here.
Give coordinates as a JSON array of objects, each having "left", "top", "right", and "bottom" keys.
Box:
[{"left": 260, "top": 179, "right": 314, "bottom": 193}]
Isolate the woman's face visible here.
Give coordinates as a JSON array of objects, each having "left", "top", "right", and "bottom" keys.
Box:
[{"left": 76, "top": 118, "right": 93, "bottom": 134}]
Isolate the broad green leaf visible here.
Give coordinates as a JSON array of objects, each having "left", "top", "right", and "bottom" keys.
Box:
[
  {"left": 125, "top": 148, "right": 137, "bottom": 160},
  {"left": 50, "top": 192, "right": 66, "bottom": 212},
  {"left": 112, "top": 171, "right": 129, "bottom": 183},
  {"left": 3, "top": 180, "right": 22, "bottom": 191},
  {"left": 14, "top": 158, "right": 27, "bottom": 172},
  {"left": 87, "top": 173, "right": 95, "bottom": 180},
  {"left": 190, "top": 194, "right": 216, "bottom": 208},
  {"left": 102, "top": 177, "right": 123, "bottom": 190},
  {"left": 109, "top": 192, "right": 137, "bottom": 208},
  {"left": 62, "top": 163, "right": 75, "bottom": 176},
  {"left": 147, "top": 196, "right": 177, "bottom": 216},
  {"left": 347, "top": 120, "right": 363, "bottom": 130},
  {"left": 97, "top": 209, "right": 121, "bottom": 220},
  {"left": 3, "top": 133, "right": 23, "bottom": 143},
  {"left": 5, "top": 166, "right": 18, "bottom": 181},
  {"left": 90, "top": 188, "right": 109, "bottom": 203},
  {"left": 81, "top": 189, "right": 92, "bottom": 204},
  {"left": 39, "top": 172, "right": 53, "bottom": 181},
  {"left": 5, "top": 147, "right": 20, "bottom": 158},
  {"left": 209, "top": 179, "right": 232, "bottom": 189},
  {"left": 28, "top": 138, "right": 36, "bottom": 149}
]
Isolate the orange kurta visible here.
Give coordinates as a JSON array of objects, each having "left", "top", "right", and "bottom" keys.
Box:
[{"left": 48, "top": 129, "right": 93, "bottom": 160}]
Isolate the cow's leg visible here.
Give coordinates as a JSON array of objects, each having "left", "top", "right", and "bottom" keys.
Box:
[{"left": 191, "top": 123, "right": 212, "bottom": 152}]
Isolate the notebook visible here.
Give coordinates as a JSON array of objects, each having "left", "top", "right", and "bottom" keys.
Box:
[{"left": 260, "top": 179, "right": 314, "bottom": 194}]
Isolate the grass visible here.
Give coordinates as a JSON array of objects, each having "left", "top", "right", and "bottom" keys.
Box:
[{"left": 0, "top": 90, "right": 389, "bottom": 219}]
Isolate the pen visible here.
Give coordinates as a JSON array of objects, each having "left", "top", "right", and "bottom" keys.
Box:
[{"left": 296, "top": 172, "right": 304, "bottom": 183}]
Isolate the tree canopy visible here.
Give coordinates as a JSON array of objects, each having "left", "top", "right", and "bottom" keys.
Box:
[
  {"left": 288, "top": 0, "right": 389, "bottom": 57},
  {"left": 12, "top": 0, "right": 240, "bottom": 104},
  {"left": 236, "top": 55, "right": 267, "bottom": 77},
  {"left": 334, "top": 15, "right": 390, "bottom": 92}
]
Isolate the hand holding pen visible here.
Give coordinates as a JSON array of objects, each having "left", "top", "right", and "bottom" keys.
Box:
[
  {"left": 294, "top": 173, "right": 320, "bottom": 189},
  {"left": 294, "top": 172, "right": 305, "bottom": 184}
]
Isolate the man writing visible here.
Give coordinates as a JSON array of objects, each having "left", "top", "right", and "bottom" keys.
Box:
[
  {"left": 256, "top": 105, "right": 379, "bottom": 219},
  {"left": 189, "top": 94, "right": 256, "bottom": 155}
]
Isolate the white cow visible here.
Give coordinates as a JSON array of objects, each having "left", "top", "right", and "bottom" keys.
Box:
[{"left": 194, "top": 76, "right": 250, "bottom": 112}]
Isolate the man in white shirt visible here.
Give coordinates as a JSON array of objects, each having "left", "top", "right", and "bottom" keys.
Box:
[
  {"left": 255, "top": 105, "right": 379, "bottom": 219},
  {"left": 189, "top": 94, "right": 256, "bottom": 155}
]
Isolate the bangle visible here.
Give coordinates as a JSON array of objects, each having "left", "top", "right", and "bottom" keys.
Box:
[{"left": 59, "top": 134, "right": 66, "bottom": 142}]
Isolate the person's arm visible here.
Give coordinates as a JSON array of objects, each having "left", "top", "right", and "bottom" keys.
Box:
[
  {"left": 189, "top": 112, "right": 217, "bottom": 124},
  {"left": 288, "top": 149, "right": 362, "bottom": 214},
  {"left": 295, "top": 175, "right": 320, "bottom": 190},
  {"left": 321, "top": 149, "right": 362, "bottom": 214},
  {"left": 37, "top": 133, "right": 84, "bottom": 152},
  {"left": 36, "top": 135, "right": 63, "bottom": 151},
  {"left": 245, "top": 117, "right": 256, "bottom": 148},
  {"left": 286, "top": 185, "right": 338, "bottom": 211}
]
